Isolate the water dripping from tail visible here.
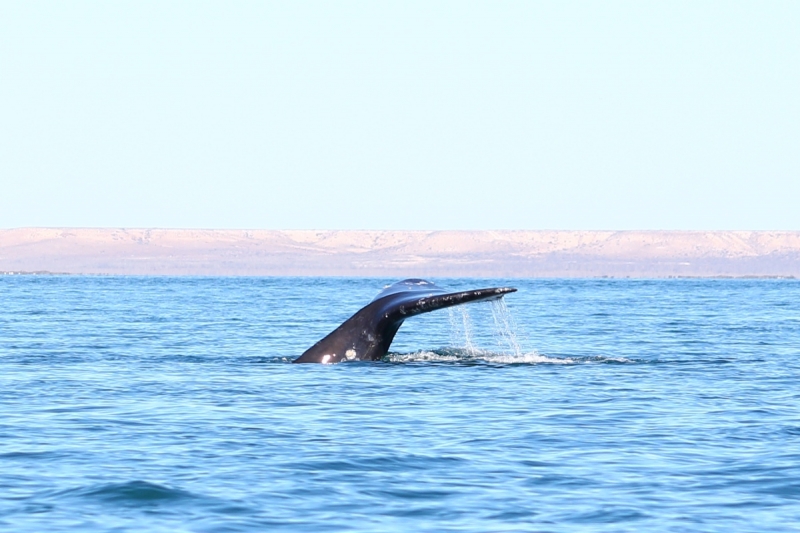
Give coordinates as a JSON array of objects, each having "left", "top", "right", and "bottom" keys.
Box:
[
  {"left": 394, "top": 300, "right": 573, "bottom": 363},
  {"left": 490, "top": 298, "right": 523, "bottom": 357},
  {"left": 447, "top": 306, "right": 477, "bottom": 356}
]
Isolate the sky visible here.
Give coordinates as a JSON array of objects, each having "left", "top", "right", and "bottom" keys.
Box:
[{"left": 1, "top": 1, "right": 798, "bottom": 231}]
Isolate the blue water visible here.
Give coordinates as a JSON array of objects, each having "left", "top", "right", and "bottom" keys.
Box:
[{"left": 1, "top": 276, "right": 799, "bottom": 532}]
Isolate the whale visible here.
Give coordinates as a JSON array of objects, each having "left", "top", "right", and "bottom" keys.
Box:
[{"left": 293, "top": 279, "right": 517, "bottom": 363}]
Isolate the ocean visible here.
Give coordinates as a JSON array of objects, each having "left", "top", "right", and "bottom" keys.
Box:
[{"left": 1, "top": 276, "right": 799, "bottom": 532}]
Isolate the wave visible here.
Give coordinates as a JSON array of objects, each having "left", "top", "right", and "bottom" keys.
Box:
[{"left": 50, "top": 480, "right": 198, "bottom": 505}]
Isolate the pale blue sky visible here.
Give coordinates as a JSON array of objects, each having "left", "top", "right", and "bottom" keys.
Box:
[{"left": 1, "top": 1, "right": 798, "bottom": 230}]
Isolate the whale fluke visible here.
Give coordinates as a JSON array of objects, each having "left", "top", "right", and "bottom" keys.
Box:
[{"left": 293, "top": 279, "right": 517, "bottom": 364}]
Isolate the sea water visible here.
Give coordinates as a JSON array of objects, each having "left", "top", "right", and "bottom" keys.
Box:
[{"left": 1, "top": 276, "right": 799, "bottom": 532}]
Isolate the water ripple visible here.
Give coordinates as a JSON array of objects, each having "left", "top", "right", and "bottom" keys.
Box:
[{"left": 1, "top": 277, "right": 799, "bottom": 532}]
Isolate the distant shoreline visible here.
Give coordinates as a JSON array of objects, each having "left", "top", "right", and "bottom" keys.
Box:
[{"left": 2, "top": 228, "right": 799, "bottom": 278}]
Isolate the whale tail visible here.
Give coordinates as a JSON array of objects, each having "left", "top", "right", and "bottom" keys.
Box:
[{"left": 293, "top": 279, "right": 516, "bottom": 364}]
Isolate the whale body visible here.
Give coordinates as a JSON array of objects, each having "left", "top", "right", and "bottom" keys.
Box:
[{"left": 293, "top": 279, "right": 517, "bottom": 364}]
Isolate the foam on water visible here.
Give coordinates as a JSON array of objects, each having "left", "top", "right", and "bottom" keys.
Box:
[
  {"left": 387, "top": 348, "right": 574, "bottom": 364},
  {"left": 385, "top": 350, "right": 635, "bottom": 364}
]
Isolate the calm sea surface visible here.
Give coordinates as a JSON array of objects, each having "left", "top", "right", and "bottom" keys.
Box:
[{"left": 1, "top": 276, "right": 799, "bottom": 532}]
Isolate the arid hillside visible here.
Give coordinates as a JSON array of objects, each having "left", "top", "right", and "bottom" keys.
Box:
[{"left": 1, "top": 228, "right": 799, "bottom": 277}]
